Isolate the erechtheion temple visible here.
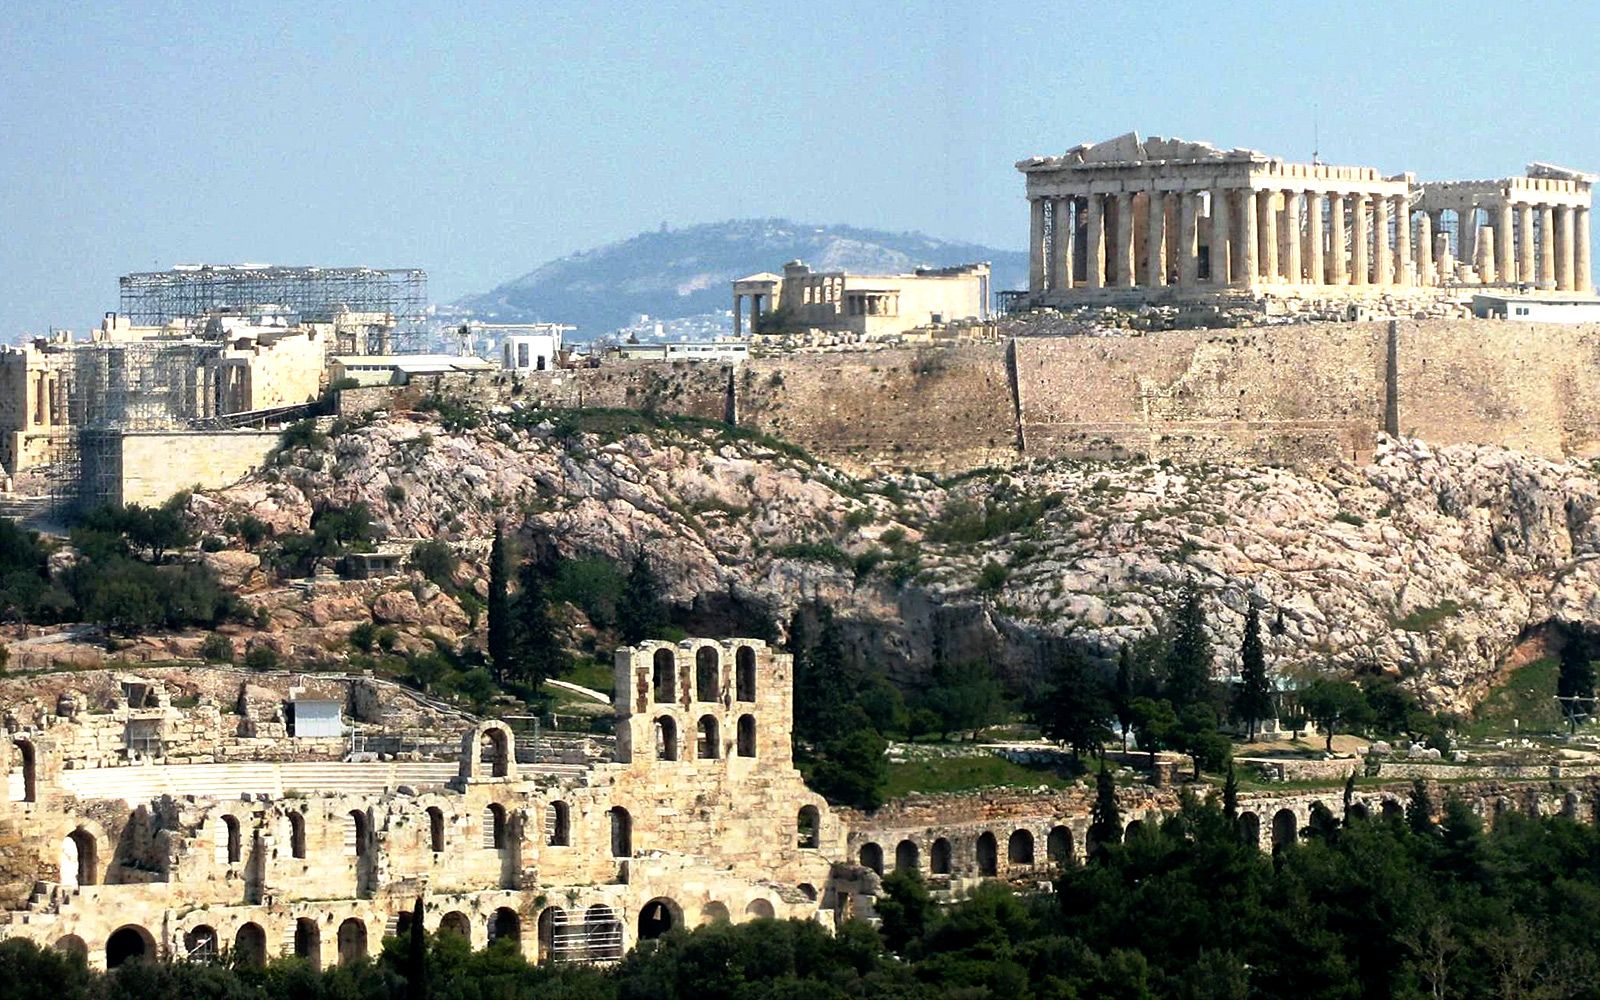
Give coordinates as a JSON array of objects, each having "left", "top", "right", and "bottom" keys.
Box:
[
  {"left": 1019, "top": 132, "right": 1595, "bottom": 304},
  {"left": 732, "top": 259, "right": 991, "bottom": 338}
]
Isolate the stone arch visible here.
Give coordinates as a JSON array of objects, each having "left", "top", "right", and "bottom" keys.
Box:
[
  {"left": 584, "top": 904, "right": 623, "bottom": 962},
  {"left": 11, "top": 737, "right": 37, "bottom": 803},
  {"left": 536, "top": 907, "right": 561, "bottom": 965},
  {"left": 858, "top": 841, "right": 883, "bottom": 874},
  {"left": 1008, "top": 829, "right": 1035, "bottom": 866},
  {"left": 609, "top": 806, "right": 632, "bottom": 857},
  {"left": 183, "top": 924, "right": 219, "bottom": 961},
  {"left": 1381, "top": 799, "right": 1403, "bottom": 822},
  {"left": 695, "top": 646, "right": 720, "bottom": 702},
  {"left": 62, "top": 827, "right": 97, "bottom": 887},
  {"left": 546, "top": 801, "right": 570, "bottom": 846},
  {"left": 696, "top": 715, "right": 720, "bottom": 759},
  {"left": 653, "top": 649, "right": 675, "bottom": 703},
  {"left": 1047, "top": 825, "right": 1073, "bottom": 867},
  {"left": 53, "top": 934, "right": 87, "bottom": 961},
  {"left": 293, "top": 917, "right": 320, "bottom": 965},
  {"left": 654, "top": 716, "right": 679, "bottom": 760},
  {"left": 744, "top": 898, "right": 775, "bottom": 920},
  {"left": 895, "top": 839, "right": 920, "bottom": 872},
  {"left": 395, "top": 908, "right": 416, "bottom": 939},
  {"left": 797, "top": 805, "right": 820, "bottom": 849},
  {"left": 700, "top": 901, "right": 730, "bottom": 925},
  {"left": 233, "top": 922, "right": 267, "bottom": 967},
  {"left": 348, "top": 810, "right": 370, "bottom": 857},
  {"left": 1125, "top": 819, "right": 1145, "bottom": 841},
  {"left": 797, "top": 882, "right": 818, "bottom": 902},
  {"left": 337, "top": 918, "right": 367, "bottom": 966},
  {"left": 427, "top": 807, "right": 446, "bottom": 852},
  {"left": 736, "top": 714, "right": 756, "bottom": 757},
  {"left": 288, "top": 811, "right": 307, "bottom": 858},
  {"left": 222, "top": 814, "right": 242, "bottom": 864},
  {"left": 489, "top": 907, "right": 520, "bottom": 952},
  {"left": 107, "top": 925, "right": 155, "bottom": 968},
  {"left": 976, "top": 831, "right": 998, "bottom": 876},
  {"left": 930, "top": 837, "right": 952, "bottom": 875},
  {"left": 1240, "top": 812, "right": 1261, "bottom": 849},
  {"left": 1347, "top": 802, "right": 1370, "bottom": 821},
  {"left": 638, "top": 897, "right": 681, "bottom": 941},
  {"left": 460, "top": 721, "right": 517, "bottom": 781},
  {"left": 484, "top": 803, "right": 508, "bottom": 850},
  {"left": 439, "top": 911, "right": 471, "bottom": 939},
  {"left": 736, "top": 646, "right": 756, "bottom": 702},
  {"left": 1272, "top": 808, "right": 1298, "bottom": 851}
]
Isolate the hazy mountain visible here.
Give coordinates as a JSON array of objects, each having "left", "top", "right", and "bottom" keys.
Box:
[{"left": 457, "top": 219, "right": 1026, "bottom": 335}]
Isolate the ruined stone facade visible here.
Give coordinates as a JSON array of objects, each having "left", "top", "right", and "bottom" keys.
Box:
[
  {"left": 733, "top": 260, "right": 991, "bottom": 338},
  {"left": 1020, "top": 132, "right": 1595, "bottom": 305}
]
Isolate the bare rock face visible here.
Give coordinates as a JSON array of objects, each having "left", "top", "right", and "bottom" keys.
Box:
[
  {"left": 192, "top": 413, "right": 1600, "bottom": 714},
  {"left": 201, "top": 550, "right": 261, "bottom": 590}
]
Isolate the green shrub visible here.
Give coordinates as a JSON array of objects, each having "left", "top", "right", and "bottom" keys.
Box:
[
  {"left": 200, "top": 633, "right": 234, "bottom": 663},
  {"left": 349, "top": 621, "right": 378, "bottom": 652},
  {"left": 279, "top": 419, "right": 327, "bottom": 451},
  {"left": 410, "top": 540, "right": 459, "bottom": 589},
  {"left": 977, "top": 561, "right": 1010, "bottom": 592},
  {"left": 243, "top": 646, "right": 280, "bottom": 672},
  {"left": 1334, "top": 510, "right": 1366, "bottom": 527},
  {"left": 550, "top": 556, "right": 626, "bottom": 628},
  {"left": 771, "top": 542, "right": 854, "bottom": 570}
]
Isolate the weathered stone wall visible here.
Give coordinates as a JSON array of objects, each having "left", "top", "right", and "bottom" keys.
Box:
[{"left": 119, "top": 430, "right": 281, "bottom": 507}]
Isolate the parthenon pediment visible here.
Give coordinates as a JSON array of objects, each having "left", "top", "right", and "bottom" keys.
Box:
[
  {"left": 1528, "top": 162, "right": 1599, "bottom": 183},
  {"left": 1025, "top": 132, "right": 1267, "bottom": 170}
]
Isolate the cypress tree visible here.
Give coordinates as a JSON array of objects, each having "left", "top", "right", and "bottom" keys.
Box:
[
  {"left": 486, "top": 524, "right": 512, "bottom": 683},
  {"left": 1558, "top": 628, "right": 1596, "bottom": 732},
  {"left": 1235, "top": 603, "right": 1273, "bottom": 741},
  {"left": 1407, "top": 778, "right": 1436, "bottom": 835},
  {"left": 618, "top": 548, "right": 666, "bottom": 645},
  {"left": 511, "top": 559, "right": 563, "bottom": 690},
  {"left": 1114, "top": 644, "right": 1135, "bottom": 752},
  {"left": 406, "top": 895, "right": 426, "bottom": 1000},
  {"left": 1164, "top": 584, "right": 1212, "bottom": 710},
  {"left": 1223, "top": 761, "right": 1239, "bottom": 822},
  {"left": 1089, "top": 764, "right": 1122, "bottom": 858}
]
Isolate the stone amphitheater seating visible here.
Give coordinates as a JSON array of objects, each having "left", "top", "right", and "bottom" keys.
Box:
[{"left": 57, "top": 761, "right": 461, "bottom": 803}]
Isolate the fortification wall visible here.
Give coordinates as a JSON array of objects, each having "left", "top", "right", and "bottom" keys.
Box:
[
  {"left": 737, "top": 345, "right": 1019, "bottom": 475},
  {"left": 119, "top": 430, "right": 280, "bottom": 507}
]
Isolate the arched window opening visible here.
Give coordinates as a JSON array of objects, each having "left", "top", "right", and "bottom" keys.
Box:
[
  {"left": 288, "top": 812, "right": 307, "bottom": 859},
  {"left": 337, "top": 918, "right": 367, "bottom": 966},
  {"left": 858, "top": 842, "right": 883, "bottom": 875},
  {"left": 233, "top": 923, "right": 267, "bottom": 967},
  {"left": 609, "top": 806, "right": 632, "bottom": 857},
  {"left": 183, "top": 925, "right": 218, "bottom": 962},
  {"left": 1381, "top": 799, "right": 1403, "bottom": 823},
  {"left": 293, "top": 918, "right": 320, "bottom": 966},
  {"left": 895, "top": 839, "right": 919, "bottom": 872},
  {"left": 546, "top": 801, "right": 570, "bottom": 847},
  {"left": 489, "top": 908, "right": 520, "bottom": 952},
  {"left": 745, "top": 898, "right": 775, "bottom": 920},
  {"left": 1240, "top": 812, "right": 1261, "bottom": 849},
  {"left": 223, "top": 815, "right": 242, "bottom": 865},
  {"left": 699, "top": 902, "right": 730, "bottom": 926},
  {"left": 55, "top": 935, "right": 87, "bottom": 960},
  {"left": 427, "top": 807, "right": 445, "bottom": 852},
  {"left": 484, "top": 804, "right": 508, "bottom": 850},
  {"left": 62, "top": 828, "right": 96, "bottom": 887},
  {"left": 638, "top": 897, "right": 679, "bottom": 941},
  {"left": 1047, "top": 826, "right": 1073, "bottom": 867},
  {"left": 439, "top": 912, "right": 471, "bottom": 940},
  {"left": 652, "top": 649, "right": 675, "bottom": 703},
  {"left": 584, "top": 905, "right": 623, "bottom": 962},
  {"left": 736, "top": 647, "right": 756, "bottom": 702},
  {"left": 1271, "top": 809, "right": 1298, "bottom": 852},
  {"left": 696, "top": 716, "right": 720, "bottom": 759},
  {"left": 536, "top": 908, "right": 561, "bottom": 965},
  {"left": 930, "top": 837, "right": 952, "bottom": 875},
  {"left": 1125, "top": 819, "right": 1145, "bottom": 841},
  {"left": 480, "top": 728, "right": 511, "bottom": 778},
  {"left": 695, "top": 647, "right": 719, "bottom": 702},
  {"left": 107, "top": 926, "right": 153, "bottom": 969},
  {"left": 654, "top": 716, "right": 679, "bottom": 761},
  {"left": 12, "top": 739, "right": 37, "bottom": 803},
  {"left": 1008, "top": 829, "right": 1035, "bottom": 866},
  {"left": 347, "top": 810, "right": 369, "bottom": 857},
  {"left": 797, "top": 805, "right": 820, "bottom": 849},
  {"left": 976, "top": 832, "right": 998, "bottom": 876},
  {"left": 736, "top": 715, "right": 756, "bottom": 757}
]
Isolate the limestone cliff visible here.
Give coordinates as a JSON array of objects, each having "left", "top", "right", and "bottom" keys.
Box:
[{"left": 174, "top": 409, "right": 1600, "bottom": 714}]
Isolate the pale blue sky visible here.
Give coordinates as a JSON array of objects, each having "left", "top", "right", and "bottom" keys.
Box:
[{"left": 3, "top": 0, "right": 1597, "bottom": 337}]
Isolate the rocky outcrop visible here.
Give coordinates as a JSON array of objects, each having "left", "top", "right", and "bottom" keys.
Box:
[{"left": 173, "top": 410, "right": 1600, "bottom": 714}]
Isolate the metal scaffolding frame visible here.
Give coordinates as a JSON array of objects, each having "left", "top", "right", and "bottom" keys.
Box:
[{"left": 118, "top": 265, "right": 427, "bottom": 352}]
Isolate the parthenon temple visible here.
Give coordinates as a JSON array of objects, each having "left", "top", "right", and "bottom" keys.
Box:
[{"left": 1018, "top": 132, "right": 1595, "bottom": 304}]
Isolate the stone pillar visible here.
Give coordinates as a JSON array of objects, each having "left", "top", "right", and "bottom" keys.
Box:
[
  {"left": 732, "top": 294, "right": 742, "bottom": 336},
  {"left": 1050, "top": 197, "right": 1074, "bottom": 292},
  {"left": 1146, "top": 190, "right": 1167, "bottom": 288},
  {"left": 1496, "top": 202, "right": 1514, "bottom": 285},
  {"left": 1029, "top": 198, "right": 1046, "bottom": 293},
  {"left": 1517, "top": 203, "right": 1536, "bottom": 285},
  {"left": 1116, "top": 192, "right": 1137, "bottom": 288},
  {"left": 1283, "top": 191, "right": 1303, "bottom": 283},
  {"left": 1178, "top": 193, "right": 1199, "bottom": 287},
  {"left": 1577, "top": 206, "right": 1592, "bottom": 293},
  {"left": 1372, "top": 195, "right": 1391, "bottom": 286},
  {"left": 1306, "top": 192, "right": 1325, "bottom": 287},
  {"left": 1164, "top": 193, "right": 1179, "bottom": 284},
  {"left": 1209, "top": 188, "right": 1230, "bottom": 284},
  {"left": 1351, "top": 195, "right": 1370, "bottom": 285},
  {"left": 1328, "top": 194, "right": 1348, "bottom": 284},
  {"left": 1258, "top": 190, "right": 1278, "bottom": 282},
  {"left": 1417, "top": 212, "right": 1434, "bottom": 285},
  {"left": 1435, "top": 232, "right": 1453, "bottom": 279},
  {"left": 1238, "top": 188, "right": 1259, "bottom": 287},
  {"left": 1539, "top": 204, "right": 1556, "bottom": 289},
  {"left": 1394, "top": 198, "right": 1411, "bottom": 286},
  {"left": 1086, "top": 195, "right": 1107, "bottom": 289},
  {"left": 751, "top": 294, "right": 763, "bottom": 328},
  {"left": 1459, "top": 207, "right": 1477, "bottom": 266},
  {"left": 1476, "top": 226, "right": 1496, "bottom": 283},
  {"left": 1556, "top": 205, "right": 1575, "bottom": 291}
]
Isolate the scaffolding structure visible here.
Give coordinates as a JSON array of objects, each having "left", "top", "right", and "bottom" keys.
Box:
[{"left": 118, "top": 265, "right": 428, "bottom": 352}]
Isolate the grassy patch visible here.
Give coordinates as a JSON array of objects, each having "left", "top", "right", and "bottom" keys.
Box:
[
  {"left": 1466, "top": 657, "right": 1563, "bottom": 737},
  {"left": 559, "top": 658, "right": 616, "bottom": 696},
  {"left": 883, "top": 753, "right": 1076, "bottom": 799}
]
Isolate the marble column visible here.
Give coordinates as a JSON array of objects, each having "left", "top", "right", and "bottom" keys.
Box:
[
  {"left": 1283, "top": 191, "right": 1303, "bottom": 283},
  {"left": 1116, "top": 192, "right": 1137, "bottom": 289},
  {"left": 1351, "top": 195, "right": 1370, "bottom": 285},
  {"left": 1178, "top": 193, "right": 1199, "bottom": 287},
  {"left": 1476, "top": 227, "right": 1496, "bottom": 284},
  {"left": 1435, "top": 232, "right": 1453, "bottom": 279},
  {"left": 1394, "top": 198, "right": 1411, "bottom": 286},
  {"left": 1209, "top": 188, "right": 1231, "bottom": 285},
  {"left": 1239, "top": 189, "right": 1259, "bottom": 287},
  {"left": 1258, "top": 190, "right": 1278, "bottom": 282},
  {"left": 1328, "top": 194, "right": 1348, "bottom": 284},
  {"left": 1050, "top": 197, "right": 1074, "bottom": 292},
  {"left": 1494, "top": 203, "right": 1513, "bottom": 285},
  {"left": 1086, "top": 195, "right": 1106, "bottom": 289},
  {"left": 1145, "top": 190, "right": 1167, "bottom": 288},
  {"left": 1306, "top": 192, "right": 1325, "bottom": 287},
  {"left": 1539, "top": 204, "right": 1556, "bottom": 289},
  {"left": 1577, "top": 206, "right": 1592, "bottom": 293},
  {"left": 1417, "top": 212, "right": 1434, "bottom": 285},
  {"left": 1459, "top": 207, "right": 1477, "bottom": 266},
  {"left": 1028, "top": 198, "right": 1046, "bottom": 293},
  {"left": 1517, "top": 203, "right": 1536, "bottom": 285},
  {"left": 1372, "top": 195, "right": 1391, "bottom": 286},
  {"left": 732, "top": 295, "right": 742, "bottom": 337},
  {"left": 1556, "top": 205, "right": 1575, "bottom": 291}
]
